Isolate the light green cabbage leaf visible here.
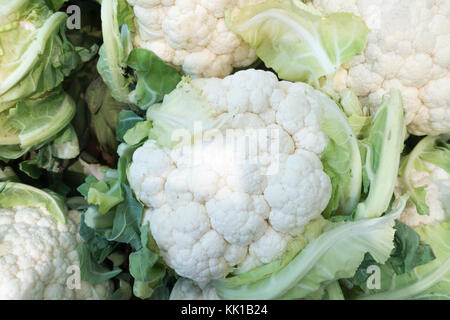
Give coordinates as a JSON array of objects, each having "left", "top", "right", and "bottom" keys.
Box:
[
  {"left": 227, "top": 0, "right": 369, "bottom": 87},
  {"left": 339, "top": 89, "right": 370, "bottom": 137},
  {"left": 146, "top": 78, "right": 232, "bottom": 149},
  {"left": 0, "top": 181, "right": 67, "bottom": 223},
  {"left": 0, "top": 90, "right": 76, "bottom": 159},
  {"left": 319, "top": 92, "right": 362, "bottom": 216},
  {"left": 97, "top": 0, "right": 134, "bottom": 104},
  {"left": 0, "top": 0, "right": 85, "bottom": 109},
  {"left": 0, "top": 166, "right": 18, "bottom": 182}
]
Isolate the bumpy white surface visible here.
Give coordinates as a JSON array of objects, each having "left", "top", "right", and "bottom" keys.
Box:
[
  {"left": 169, "top": 278, "right": 218, "bottom": 300},
  {"left": 312, "top": 0, "right": 450, "bottom": 136},
  {"left": 397, "top": 162, "right": 450, "bottom": 227},
  {"left": 129, "top": 70, "right": 332, "bottom": 283},
  {"left": 127, "top": 0, "right": 264, "bottom": 78},
  {"left": 0, "top": 208, "right": 114, "bottom": 300}
]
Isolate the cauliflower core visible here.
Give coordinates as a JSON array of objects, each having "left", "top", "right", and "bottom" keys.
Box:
[
  {"left": 0, "top": 207, "right": 113, "bottom": 299},
  {"left": 312, "top": 0, "right": 450, "bottom": 136},
  {"left": 129, "top": 70, "right": 332, "bottom": 283},
  {"left": 127, "top": 0, "right": 265, "bottom": 78},
  {"left": 397, "top": 162, "right": 450, "bottom": 227}
]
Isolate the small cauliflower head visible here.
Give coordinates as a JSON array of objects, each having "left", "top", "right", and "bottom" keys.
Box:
[
  {"left": 0, "top": 207, "right": 114, "bottom": 300},
  {"left": 128, "top": 69, "right": 332, "bottom": 283},
  {"left": 312, "top": 0, "right": 450, "bottom": 135},
  {"left": 127, "top": 0, "right": 265, "bottom": 78}
]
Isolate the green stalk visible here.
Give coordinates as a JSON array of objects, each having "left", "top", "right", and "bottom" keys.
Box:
[{"left": 355, "top": 89, "right": 405, "bottom": 220}]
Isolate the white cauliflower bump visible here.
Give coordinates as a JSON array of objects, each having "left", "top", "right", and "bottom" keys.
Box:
[
  {"left": 0, "top": 207, "right": 114, "bottom": 300},
  {"left": 169, "top": 277, "right": 219, "bottom": 300},
  {"left": 128, "top": 70, "right": 333, "bottom": 283},
  {"left": 312, "top": 0, "right": 450, "bottom": 135},
  {"left": 127, "top": 0, "right": 265, "bottom": 78}
]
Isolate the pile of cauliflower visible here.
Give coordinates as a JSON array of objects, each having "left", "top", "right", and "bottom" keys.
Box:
[{"left": 1, "top": 0, "right": 448, "bottom": 301}]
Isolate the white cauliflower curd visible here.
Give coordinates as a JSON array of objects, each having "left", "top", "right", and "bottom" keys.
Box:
[
  {"left": 312, "top": 0, "right": 450, "bottom": 136},
  {"left": 127, "top": 0, "right": 265, "bottom": 78},
  {"left": 128, "top": 69, "right": 337, "bottom": 283},
  {"left": 0, "top": 206, "right": 114, "bottom": 300}
]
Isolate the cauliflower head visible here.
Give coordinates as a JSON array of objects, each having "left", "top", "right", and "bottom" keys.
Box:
[
  {"left": 312, "top": 0, "right": 450, "bottom": 136},
  {"left": 128, "top": 70, "right": 335, "bottom": 283},
  {"left": 0, "top": 206, "right": 114, "bottom": 300},
  {"left": 127, "top": 0, "right": 265, "bottom": 78}
]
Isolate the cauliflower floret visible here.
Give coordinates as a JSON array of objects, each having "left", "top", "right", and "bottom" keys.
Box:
[
  {"left": 312, "top": 0, "right": 450, "bottom": 135},
  {"left": 0, "top": 208, "right": 114, "bottom": 300},
  {"left": 129, "top": 0, "right": 266, "bottom": 78},
  {"left": 169, "top": 278, "right": 219, "bottom": 300},
  {"left": 129, "top": 70, "right": 333, "bottom": 283},
  {"left": 264, "top": 149, "right": 331, "bottom": 235},
  {"left": 206, "top": 188, "right": 270, "bottom": 245},
  {"left": 397, "top": 162, "right": 449, "bottom": 227}
]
